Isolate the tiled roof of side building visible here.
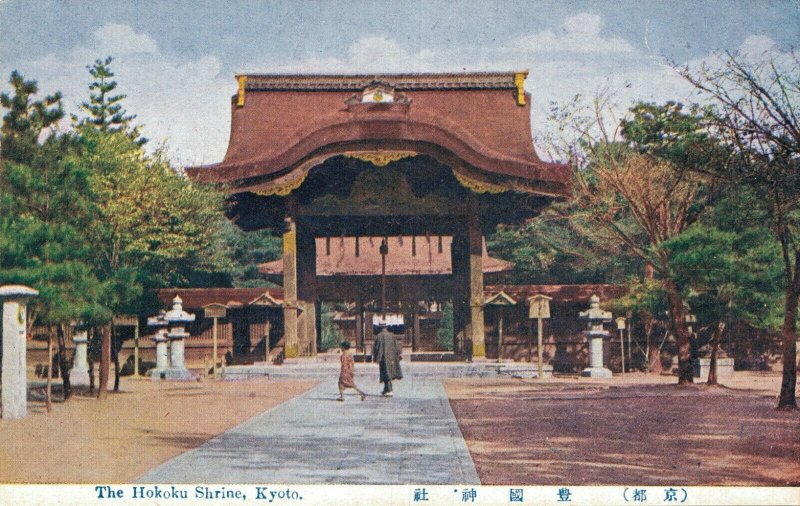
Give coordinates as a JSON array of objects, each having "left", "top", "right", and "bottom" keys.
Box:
[{"left": 155, "top": 287, "right": 285, "bottom": 309}]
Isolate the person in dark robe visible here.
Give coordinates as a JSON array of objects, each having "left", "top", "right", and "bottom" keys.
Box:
[
  {"left": 372, "top": 323, "right": 402, "bottom": 396},
  {"left": 338, "top": 341, "right": 366, "bottom": 401}
]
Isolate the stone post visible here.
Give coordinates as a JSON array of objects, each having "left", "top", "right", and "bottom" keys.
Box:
[
  {"left": 147, "top": 311, "right": 169, "bottom": 377},
  {"left": 1, "top": 285, "right": 38, "bottom": 420},
  {"left": 164, "top": 296, "right": 195, "bottom": 380},
  {"left": 580, "top": 294, "right": 613, "bottom": 378},
  {"left": 69, "top": 321, "right": 90, "bottom": 385}
]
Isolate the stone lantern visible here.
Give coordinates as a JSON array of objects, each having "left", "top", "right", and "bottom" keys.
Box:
[
  {"left": 579, "top": 294, "right": 613, "bottom": 378},
  {"left": 1, "top": 285, "right": 38, "bottom": 419},
  {"left": 164, "top": 296, "right": 195, "bottom": 380},
  {"left": 69, "top": 321, "right": 91, "bottom": 385},
  {"left": 147, "top": 310, "right": 169, "bottom": 377}
]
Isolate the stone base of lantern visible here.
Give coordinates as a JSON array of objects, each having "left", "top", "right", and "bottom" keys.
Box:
[
  {"left": 150, "top": 367, "right": 196, "bottom": 381},
  {"left": 149, "top": 368, "right": 167, "bottom": 379},
  {"left": 581, "top": 366, "right": 613, "bottom": 378},
  {"left": 69, "top": 368, "right": 91, "bottom": 385}
]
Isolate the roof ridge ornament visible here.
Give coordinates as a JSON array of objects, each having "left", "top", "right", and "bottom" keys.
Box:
[
  {"left": 514, "top": 71, "right": 528, "bottom": 106},
  {"left": 237, "top": 75, "right": 247, "bottom": 107}
]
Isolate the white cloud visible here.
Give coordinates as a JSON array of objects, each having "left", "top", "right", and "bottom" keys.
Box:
[
  {"left": 512, "top": 13, "right": 635, "bottom": 54},
  {"left": 3, "top": 16, "right": 787, "bottom": 166},
  {"left": 737, "top": 34, "right": 778, "bottom": 60},
  {"left": 248, "top": 35, "right": 452, "bottom": 74},
  {"left": 2, "top": 23, "right": 231, "bottom": 166},
  {"left": 92, "top": 23, "right": 159, "bottom": 55}
]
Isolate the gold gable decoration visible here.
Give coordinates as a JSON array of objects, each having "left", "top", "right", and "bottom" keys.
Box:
[
  {"left": 452, "top": 169, "right": 508, "bottom": 194},
  {"left": 514, "top": 71, "right": 528, "bottom": 106},
  {"left": 237, "top": 75, "right": 247, "bottom": 107},
  {"left": 344, "top": 150, "right": 417, "bottom": 167},
  {"left": 252, "top": 171, "right": 308, "bottom": 197}
]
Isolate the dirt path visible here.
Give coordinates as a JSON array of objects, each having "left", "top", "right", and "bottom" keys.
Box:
[
  {"left": 0, "top": 378, "right": 317, "bottom": 483},
  {"left": 445, "top": 372, "right": 800, "bottom": 485}
]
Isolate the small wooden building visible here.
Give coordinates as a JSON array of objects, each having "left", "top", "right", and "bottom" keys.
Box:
[{"left": 155, "top": 288, "right": 285, "bottom": 362}]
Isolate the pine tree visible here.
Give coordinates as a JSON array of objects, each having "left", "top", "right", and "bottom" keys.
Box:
[
  {"left": 0, "top": 71, "right": 63, "bottom": 163},
  {"left": 1, "top": 72, "right": 104, "bottom": 402},
  {"left": 77, "top": 57, "right": 145, "bottom": 144}
]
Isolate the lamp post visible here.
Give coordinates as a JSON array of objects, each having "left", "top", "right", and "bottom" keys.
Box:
[
  {"left": 69, "top": 321, "right": 90, "bottom": 385},
  {"left": 164, "top": 296, "right": 196, "bottom": 380},
  {"left": 147, "top": 311, "right": 169, "bottom": 377},
  {"left": 203, "top": 303, "right": 227, "bottom": 379},
  {"left": 579, "top": 294, "right": 613, "bottom": 378},
  {"left": 528, "top": 294, "right": 552, "bottom": 380},
  {"left": 615, "top": 317, "right": 626, "bottom": 375}
]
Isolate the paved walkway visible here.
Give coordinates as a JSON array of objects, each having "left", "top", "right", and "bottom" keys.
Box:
[{"left": 137, "top": 376, "right": 479, "bottom": 484}]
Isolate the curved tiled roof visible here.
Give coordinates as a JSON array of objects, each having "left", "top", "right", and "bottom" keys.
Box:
[{"left": 186, "top": 72, "right": 570, "bottom": 196}]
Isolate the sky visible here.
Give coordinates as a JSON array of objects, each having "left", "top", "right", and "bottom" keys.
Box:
[{"left": 1, "top": 0, "right": 798, "bottom": 166}]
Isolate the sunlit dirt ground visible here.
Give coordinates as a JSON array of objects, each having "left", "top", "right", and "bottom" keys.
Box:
[
  {"left": 0, "top": 377, "right": 317, "bottom": 483},
  {"left": 445, "top": 372, "right": 800, "bottom": 485}
]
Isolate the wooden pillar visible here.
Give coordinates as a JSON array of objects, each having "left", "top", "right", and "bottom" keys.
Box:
[
  {"left": 412, "top": 305, "right": 420, "bottom": 352},
  {"left": 355, "top": 302, "right": 364, "bottom": 352},
  {"left": 297, "top": 301, "right": 317, "bottom": 356},
  {"left": 282, "top": 217, "right": 299, "bottom": 358},
  {"left": 451, "top": 227, "right": 469, "bottom": 355},
  {"left": 315, "top": 300, "right": 322, "bottom": 355},
  {"left": 468, "top": 208, "right": 485, "bottom": 358},
  {"left": 364, "top": 309, "right": 374, "bottom": 355},
  {"left": 297, "top": 224, "right": 317, "bottom": 356}
]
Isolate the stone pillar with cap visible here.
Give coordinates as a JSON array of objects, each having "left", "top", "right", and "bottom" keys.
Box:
[
  {"left": 1, "top": 285, "right": 38, "bottom": 419},
  {"left": 164, "top": 295, "right": 195, "bottom": 380},
  {"left": 580, "top": 294, "right": 613, "bottom": 378},
  {"left": 148, "top": 311, "right": 169, "bottom": 377},
  {"left": 69, "top": 321, "right": 91, "bottom": 385}
]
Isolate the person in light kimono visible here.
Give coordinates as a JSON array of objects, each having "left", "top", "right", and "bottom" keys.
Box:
[{"left": 338, "top": 341, "right": 366, "bottom": 401}]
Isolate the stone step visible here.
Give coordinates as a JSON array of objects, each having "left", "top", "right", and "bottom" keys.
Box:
[{"left": 219, "top": 361, "right": 553, "bottom": 380}]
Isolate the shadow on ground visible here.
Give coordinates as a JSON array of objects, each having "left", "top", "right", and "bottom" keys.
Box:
[{"left": 448, "top": 381, "right": 800, "bottom": 485}]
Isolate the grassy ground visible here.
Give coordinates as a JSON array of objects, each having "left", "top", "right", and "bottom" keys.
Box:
[
  {"left": 0, "top": 377, "right": 317, "bottom": 483},
  {"left": 445, "top": 372, "right": 800, "bottom": 485}
]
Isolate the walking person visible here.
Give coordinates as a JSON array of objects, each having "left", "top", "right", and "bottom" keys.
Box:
[
  {"left": 338, "top": 341, "right": 366, "bottom": 401},
  {"left": 372, "top": 323, "right": 402, "bottom": 397}
]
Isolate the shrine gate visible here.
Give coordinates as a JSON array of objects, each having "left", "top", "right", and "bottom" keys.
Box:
[{"left": 187, "top": 72, "right": 570, "bottom": 359}]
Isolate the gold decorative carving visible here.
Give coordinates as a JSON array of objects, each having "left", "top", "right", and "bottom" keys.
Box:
[
  {"left": 237, "top": 75, "right": 247, "bottom": 107},
  {"left": 514, "top": 71, "right": 528, "bottom": 106},
  {"left": 344, "top": 151, "right": 417, "bottom": 167},
  {"left": 253, "top": 172, "right": 308, "bottom": 197},
  {"left": 453, "top": 169, "right": 508, "bottom": 194}
]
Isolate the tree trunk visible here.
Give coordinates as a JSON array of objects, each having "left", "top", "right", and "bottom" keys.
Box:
[
  {"left": 664, "top": 280, "right": 693, "bottom": 385},
  {"left": 97, "top": 325, "right": 111, "bottom": 400},
  {"left": 648, "top": 343, "right": 663, "bottom": 374},
  {"left": 707, "top": 322, "right": 724, "bottom": 386},
  {"left": 777, "top": 286, "right": 798, "bottom": 410},
  {"left": 88, "top": 328, "right": 95, "bottom": 394},
  {"left": 57, "top": 324, "right": 72, "bottom": 400},
  {"left": 112, "top": 331, "right": 120, "bottom": 392},
  {"left": 46, "top": 329, "right": 53, "bottom": 413}
]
